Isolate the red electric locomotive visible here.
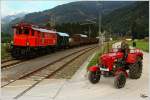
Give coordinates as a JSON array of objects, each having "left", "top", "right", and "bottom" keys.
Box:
[{"left": 11, "top": 23, "right": 57, "bottom": 59}]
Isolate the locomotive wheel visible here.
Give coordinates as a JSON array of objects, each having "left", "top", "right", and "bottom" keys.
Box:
[
  {"left": 11, "top": 47, "right": 21, "bottom": 59},
  {"left": 88, "top": 71, "right": 101, "bottom": 84},
  {"left": 28, "top": 49, "right": 36, "bottom": 58},
  {"left": 114, "top": 72, "right": 126, "bottom": 88},
  {"left": 20, "top": 48, "right": 26, "bottom": 58},
  {"left": 129, "top": 57, "right": 142, "bottom": 79}
]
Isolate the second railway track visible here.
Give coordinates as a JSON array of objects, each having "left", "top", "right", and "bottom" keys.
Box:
[{"left": 1, "top": 59, "right": 24, "bottom": 69}]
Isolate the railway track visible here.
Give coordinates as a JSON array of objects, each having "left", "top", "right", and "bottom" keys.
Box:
[
  {"left": 1, "top": 45, "right": 93, "bottom": 69},
  {"left": 23, "top": 46, "right": 96, "bottom": 80},
  {"left": 1, "top": 58, "right": 14, "bottom": 63},
  {"left": 1, "top": 46, "right": 97, "bottom": 88},
  {"left": 2, "top": 46, "right": 96, "bottom": 99},
  {"left": 1, "top": 59, "right": 24, "bottom": 69}
]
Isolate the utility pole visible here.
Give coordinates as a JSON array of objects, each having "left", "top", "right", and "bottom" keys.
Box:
[
  {"left": 98, "top": 1, "right": 103, "bottom": 47},
  {"left": 80, "top": 22, "right": 96, "bottom": 38},
  {"left": 99, "top": 12, "right": 101, "bottom": 46},
  {"left": 89, "top": 26, "right": 91, "bottom": 38},
  {"left": 50, "top": 15, "right": 56, "bottom": 29}
]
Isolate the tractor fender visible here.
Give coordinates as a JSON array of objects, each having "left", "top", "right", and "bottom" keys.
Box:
[
  {"left": 126, "top": 53, "right": 137, "bottom": 63},
  {"left": 88, "top": 65, "right": 100, "bottom": 72},
  {"left": 126, "top": 53, "right": 143, "bottom": 64},
  {"left": 137, "top": 54, "right": 143, "bottom": 60},
  {"left": 114, "top": 68, "right": 128, "bottom": 77}
]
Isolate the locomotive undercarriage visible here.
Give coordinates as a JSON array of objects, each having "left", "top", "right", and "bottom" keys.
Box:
[{"left": 11, "top": 45, "right": 56, "bottom": 59}]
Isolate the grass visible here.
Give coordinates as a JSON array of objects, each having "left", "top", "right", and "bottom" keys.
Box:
[
  {"left": 87, "top": 41, "right": 114, "bottom": 70},
  {"left": 1, "top": 43, "right": 11, "bottom": 59},
  {"left": 128, "top": 39, "right": 149, "bottom": 52},
  {"left": 87, "top": 49, "right": 102, "bottom": 69}
]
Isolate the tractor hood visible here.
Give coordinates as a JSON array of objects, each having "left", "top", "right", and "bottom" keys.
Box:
[
  {"left": 101, "top": 52, "right": 124, "bottom": 59},
  {"left": 101, "top": 52, "right": 123, "bottom": 58},
  {"left": 100, "top": 52, "right": 116, "bottom": 62},
  {"left": 100, "top": 52, "right": 124, "bottom": 68}
]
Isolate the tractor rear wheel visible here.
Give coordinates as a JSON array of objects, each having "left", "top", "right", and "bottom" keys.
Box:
[
  {"left": 114, "top": 72, "right": 126, "bottom": 88},
  {"left": 88, "top": 71, "right": 101, "bottom": 84},
  {"left": 129, "top": 57, "right": 142, "bottom": 79}
]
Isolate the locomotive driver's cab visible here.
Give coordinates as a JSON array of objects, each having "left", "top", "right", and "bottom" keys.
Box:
[
  {"left": 15, "top": 28, "right": 29, "bottom": 35},
  {"left": 12, "top": 23, "right": 32, "bottom": 47},
  {"left": 14, "top": 27, "right": 29, "bottom": 35},
  {"left": 12, "top": 23, "right": 32, "bottom": 35}
]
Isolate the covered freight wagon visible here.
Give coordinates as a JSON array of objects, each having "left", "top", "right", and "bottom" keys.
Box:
[
  {"left": 56, "top": 32, "right": 69, "bottom": 49},
  {"left": 69, "top": 34, "right": 88, "bottom": 47}
]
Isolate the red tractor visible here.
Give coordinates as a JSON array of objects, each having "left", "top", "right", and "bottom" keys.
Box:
[{"left": 88, "top": 46, "right": 143, "bottom": 88}]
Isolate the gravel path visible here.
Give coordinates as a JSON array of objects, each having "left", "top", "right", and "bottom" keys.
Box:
[{"left": 50, "top": 47, "right": 99, "bottom": 79}]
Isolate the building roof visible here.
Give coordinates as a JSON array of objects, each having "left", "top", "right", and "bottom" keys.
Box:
[
  {"left": 32, "top": 27, "right": 56, "bottom": 33},
  {"left": 57, "top": 32, "right": 69, "bottom": 37},
  {"left": 75, "top": 34, "right": 88, "bottom": 38},
  {"left": 80, "top": 34, "right": 88, "bottom": 38}
]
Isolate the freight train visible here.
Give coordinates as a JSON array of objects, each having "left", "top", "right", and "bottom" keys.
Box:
[{"left": 10, "top": 23, "right": 98, "bottom": 59}]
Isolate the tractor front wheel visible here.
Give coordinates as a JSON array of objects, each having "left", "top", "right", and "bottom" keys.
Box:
[
  {"left": 88, "top": 71, "right": 101, "bottom": 84},
  {"left": 114, "top": 72, "right": 126, "bottom": 88}
]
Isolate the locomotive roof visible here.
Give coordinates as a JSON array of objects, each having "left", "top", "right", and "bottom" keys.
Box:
[
  {"left": 57, "top": 32, "right": 69, "bottom": 37},
  {"left": 32, "top": 27, "right": 56, "bottom": 33}
]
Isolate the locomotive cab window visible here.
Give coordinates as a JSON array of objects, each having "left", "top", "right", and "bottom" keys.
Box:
[
  {"left": 16, "top": 28, "right": 29, "bottom": 34},
  {"left": 31, "top": 30, "right": 34, "bottom": 36},
  {"left": 16, "top": 28, "right": 22, "bottom": 34},
  {"left": 24, "top": 29, "right": 29, "bottom": 34}
]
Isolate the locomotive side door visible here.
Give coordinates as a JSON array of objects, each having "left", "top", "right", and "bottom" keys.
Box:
[
  {"left": 37, "top": 31, "right": 42, "bottom": 46},
  {"left": 38, "top": 32, "right": 45, "bottom": 46},
  {"left": 24, "top": 28, "right": 30, "bottom": 46},
  {"left": 40, "top": 32, "right": 45, "bottom": 46}
]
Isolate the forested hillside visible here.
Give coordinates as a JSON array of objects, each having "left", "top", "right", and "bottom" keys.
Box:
[
  {"left": 103, "top": 1, "right": 149, "bottom": 39},
  {"left": 1, "top": 1, "right": 149, "bottom": 42}
]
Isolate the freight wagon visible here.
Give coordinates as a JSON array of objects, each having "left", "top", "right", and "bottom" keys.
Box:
[
  {"left": 69, "top": 34, "right": 88, "bottom": 47},
  {"left": 56, "top": 32, "right": 69, "bottom": 49}
]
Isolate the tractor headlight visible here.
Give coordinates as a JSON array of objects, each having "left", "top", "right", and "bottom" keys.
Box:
[
  {"left": 114, "top": 59, "right": 117, "bottom": 62},
  {"left": 11, "top": 41, "right": 13, "bottom": 44},
  {"left": 26, "top": 41, "right": 29, "bottom": 46},
  {"left": 114, "top": 59, "right": 117, "bottom": 64},
  {"left": 113, "top": 65, "right": 116, "bottom": 68}
]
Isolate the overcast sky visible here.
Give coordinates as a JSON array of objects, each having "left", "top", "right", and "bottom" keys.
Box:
[{"left": 1, "top": 0, "right": 78, "bottom": 18}]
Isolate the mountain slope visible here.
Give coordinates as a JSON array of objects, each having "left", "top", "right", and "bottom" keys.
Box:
[
  {"left": 2, "top": 1, "right": 148, "bottom": 41},
  {"left": 10, "top": 1, "right": 134, "bottom": 25},
  {"left": 103, "top": 1, "right": 149, "bottom": 38},
  {"left": 2, "top": 1, "right": 134, "bottom": 36},
  {"left": 2, "top": 13, "right": 26, "bottom": 25}
]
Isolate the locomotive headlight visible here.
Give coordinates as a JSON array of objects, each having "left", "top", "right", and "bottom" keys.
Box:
[{"left": 26, "top": 41, "right": 29, "bottom": 46}]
